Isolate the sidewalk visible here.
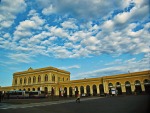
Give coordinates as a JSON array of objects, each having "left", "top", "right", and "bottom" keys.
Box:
[
  {"left": 0, "top": 97, "right": 104, "bottom": 109},
  {"left": 0, "top": 96, "right": 103, "bottom": 104}
]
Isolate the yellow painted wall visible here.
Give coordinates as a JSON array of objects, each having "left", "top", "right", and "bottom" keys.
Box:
[{"left": 1, "top": 67, "right": 150, "bottom": 96}]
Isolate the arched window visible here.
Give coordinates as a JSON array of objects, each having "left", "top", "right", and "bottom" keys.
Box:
[
  {"left": 20, "top": 78, "right": 22, "bottom": 84},
  {"left": 58, "top": 77, "right": 60, "bottom": 82},
  {"left": 45, "top": 74, "right": 48, "bottom": 81},
  {"left": 62, "top": 77, "right": 64, "bottom": 81},
  {"left": 32, "top": 88, "right": 35, "bottom": 91},
  {"left": 28, "top": 77, "right": 31, "bottom": 84},
  {"left": 38, "top": 75, "right": 41, "bottom": 82},
  {"left": 15, "top": 79, "right": 17, "bottom": 85},
  {"left": 24, "top": 77, "right": 27, "bottom": 84},
  {"left": 52, "top": 75, "right": 55, "bottom": 82},
  {"left": 33, "top": 76, "right": 36, "bottom": 83},
  {"left": 37, "top": 87, "right": 40, "bottom": 91}
]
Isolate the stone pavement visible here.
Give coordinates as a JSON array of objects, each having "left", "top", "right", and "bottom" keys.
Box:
[{"left": 0, "top": 97, "right": 103, "bottom": 110}]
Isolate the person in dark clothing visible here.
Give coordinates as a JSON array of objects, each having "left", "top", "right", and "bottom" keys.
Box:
[{"left": 76, "top": 92, "right": 80, "bottom": 103}]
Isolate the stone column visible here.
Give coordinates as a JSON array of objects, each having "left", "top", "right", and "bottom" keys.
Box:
[
  {"left": 84, "top": 86, "right": 87, "bottom": 94},
  {"left": 41, "top": 74, "right": 44, "bottom": 83},
  {"left": 67, "top": 87, "right": 69, "bottom": 96},
  {"left": 141, "top": 83, "right": 145, "bottom": 92},
  {"left": 55, "top": 87, "right": 59, "bottom": 96},
  {"left": 103, "top": 80, "right": 109, "bottom": 94},
  {"left": 78, "top": 86, "right": 81, "bottom": 94},
  {"left": 72, "top": 87, "right": 75, "bottom": 96},
  {"left": 131, "top": 84, "right": 135, "bottom": 92},
  {"left": 97, "top": 85, "right": 100, "bottom": 95},
  {"left": 90, "top": 85, "right": 93, "bottom": 96}
]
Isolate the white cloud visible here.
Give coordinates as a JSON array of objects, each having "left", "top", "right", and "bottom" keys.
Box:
[
  {"left": 73, "top": 55, "right": 149, "bottom": 79},
  {"left": 0, "top": 0, "right": 149, "bottom": 61},
  {"left": 81, "top": 36, "right": 100, "bottom": 46},
  {"left": 42, "top": 4, "right": 56, "bottom": 15},
  {"left": 48, "top": 26, "right": 69, "bottom": 38},
  {"left": 13, "top": 11, "right": 45, "bottom": 41},
  {"left": 61, "top": 20, "right": 78, "bottom": 29},
  {"left": 114, "top": 12, "right": 130, "bottom": 24},
  {"left": 7, "top": 53, "right": 35, "bottom": 63},
  {"left": 39, "top": 0, "right": 124, "bottom": 19},
  {"left": 0, "top": 0, "right": 26, "bottom": 29},
  {"left": 28, "top": 10, "right": 38, "bottom": 16},
  {"left": 101, "top": 20, "right": 114, "bottom": 30},
  {"left": 59, "top": 65, "right": 80, "bottom": 70},
  {"left": 47, "top": 46, "right": 72, "bottom": 58}
]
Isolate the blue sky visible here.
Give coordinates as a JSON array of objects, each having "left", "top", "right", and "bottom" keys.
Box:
[{"left": 0, "top": 0, "right": 150, "bottom": 86}]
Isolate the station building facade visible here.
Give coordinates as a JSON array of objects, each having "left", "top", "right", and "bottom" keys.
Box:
[{"left": 0, "top": 66, "right": 150, "bottom": 96}]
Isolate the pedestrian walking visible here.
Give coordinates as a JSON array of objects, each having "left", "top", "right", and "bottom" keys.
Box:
[{"left": 76, "top": 92, "right": 80, "bottom": 103}]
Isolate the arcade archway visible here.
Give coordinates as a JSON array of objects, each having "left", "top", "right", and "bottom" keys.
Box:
[
  {"left": 86, "top": 85, "right": 90, "bottom": 96},
  {"left": 125, "top": 81, "right": 132, "bottom": 95},
  {"left": 143, "top": 79, "right": 150, "bottom": 94},
  {"left": 99, "top": 84, "right": 104, "bottom": 96},
  {"left": 80, "top": 86, "right": 84, "bottom": 95},
  {"left": 64, "top": 87, "right": 67, "bottom": 97},
  {"left": 93, "top": 85, "right": 97, "bottom": 96},
  {"left": 134, "top": 80, "right": 142, "bottom": 94},
  {"left": 75, "top": 86, "right": 78, "bottom": 97},
  {"left": 44, "top": 87, "right": 48, "bottom": 94},
  {"left": 116, "top": 82, "right": 122, "bottom": 95}
]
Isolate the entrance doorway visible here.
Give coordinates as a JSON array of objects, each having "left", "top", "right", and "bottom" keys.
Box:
[
  {"left": 99, "top": 84, "right": 104, "bottom": 96},
  {"left": 44, "top": 87, "right": 48, "bottom": 94},
  {"left": 93, "top": 85, "right": 97, "bottom": 96},
  {"left": 86, "top": 85, "right": 90, "bottom": 96},
  {"left": 125, "top": 81, "right": 132, "bottom": 95},
  {"left": 134, "top": 80, "right": 142, "bottom": 94},
  {"left": 80, "top": 86, "right": 84, "bottom": 96},
  {"left": 116, "top": 82, "right": 122, "bottom": 95},
  {"left": 143, "top": 79, "right": 150, "bottom": 94},
  {"left": 63, "top": 87, "right": 67, "bottom": 97},
  {"left": 75, "top": 86, "right": 78, "bottom": 97}
]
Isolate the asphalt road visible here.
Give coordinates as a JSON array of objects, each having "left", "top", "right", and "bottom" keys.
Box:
[{"left": 0, "top": 95, "right": 149, "bottom": 113}]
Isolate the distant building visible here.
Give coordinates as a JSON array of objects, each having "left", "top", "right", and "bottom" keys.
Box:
[{"left": 0, "top": 66, "right": 150, "bottom": 96}]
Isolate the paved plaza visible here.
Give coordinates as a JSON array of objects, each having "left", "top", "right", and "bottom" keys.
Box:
[{"left": 0, "top": 95, "right": 149, "bottom": 113}]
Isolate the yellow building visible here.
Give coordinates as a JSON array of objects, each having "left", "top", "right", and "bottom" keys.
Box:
[{"left": 0, "top": 66, "right": 150, "bottom": 96}]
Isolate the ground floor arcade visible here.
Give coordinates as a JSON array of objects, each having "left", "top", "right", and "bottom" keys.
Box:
[{"left": 1, "top": 70, "right": 150, "bottom": 96}]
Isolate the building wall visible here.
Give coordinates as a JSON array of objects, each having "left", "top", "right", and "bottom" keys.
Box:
[
  {"left": 10, "top": 67, "right": 70, "bottom": 94},
  {"left": 57, "top": 70, "right": 150, "bottom": 96},
  {"left": 1, "top": 67, "right": 150, "bottom": 96}
]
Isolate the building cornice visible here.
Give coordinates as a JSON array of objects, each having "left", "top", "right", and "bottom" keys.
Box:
[
  {"left": 102, "top": 70, "right": 150, "bottom": 81},
  {"left": 13, "top": 66, "right": 70, "bottom": 77}
]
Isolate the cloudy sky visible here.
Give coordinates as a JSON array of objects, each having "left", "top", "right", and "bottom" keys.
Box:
[{"left": 0, "top": 0, "right": 150, "bottom": 86}]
